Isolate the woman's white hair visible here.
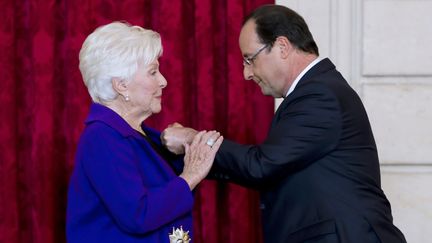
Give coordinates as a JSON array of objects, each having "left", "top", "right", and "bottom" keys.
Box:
[{"left": 79, "top": 21, "right": 162, "bottom": 103}]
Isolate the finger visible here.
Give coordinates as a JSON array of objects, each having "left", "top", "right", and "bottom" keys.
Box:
[
  {"left": 211, "top": 136, "right": 224, "bottom": 150},
  {"left": 201, "top": 131, "right": 220, "bottom": 148},
  {"left": 172, "top": 122, "right": 183, "bottom": 128},
  {"left": 160, "top": 132, "right": 166, "bottom": 144},
  {"left": 201, "top": 130, "right": 217, "bottom": 143},
  {"left": 184, "top": 143, "right": 190, "bottom": 154},
  {"left": 191, "top": 130, "right": 206, "bottom": 147},
  {"left": 199, "top": 130, "right": 215, "bottom": 144},
  {"left": 207, "top": 131, "right": 220, "bottom": 144},
  {"left": 183, "top": 143, "right": 190, "bottom": 161},
  {"left": 167, "top": 122, "right": 177, "bottom": 128}
]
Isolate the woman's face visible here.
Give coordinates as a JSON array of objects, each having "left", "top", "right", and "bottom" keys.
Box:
[{"left": 127, "top": 59, "right": 167, "bottom": 116}]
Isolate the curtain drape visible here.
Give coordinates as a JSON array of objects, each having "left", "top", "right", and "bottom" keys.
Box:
[{"left": 0, "top": 0, "right": 274, "bottom": 242}]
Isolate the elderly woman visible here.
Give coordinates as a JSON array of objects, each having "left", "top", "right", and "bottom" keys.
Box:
[{"left": 66, "top": 22, "right": 222, "bottom": 243}]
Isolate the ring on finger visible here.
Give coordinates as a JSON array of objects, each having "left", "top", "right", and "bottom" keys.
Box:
[{"left": 206, "top": 138, "right": 215, "bottom": 147}]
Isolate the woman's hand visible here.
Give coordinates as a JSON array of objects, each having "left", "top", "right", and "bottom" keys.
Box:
[{"left": 180, "top": 130, "right": 223, "bottom": 190}]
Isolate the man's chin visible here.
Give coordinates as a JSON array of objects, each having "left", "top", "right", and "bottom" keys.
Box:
[
  {"left": 260, "top": 87, "right": 271, "bottom": 96},
  {"left": 260, "top": 89, "right": 279, "bottom": 98}
]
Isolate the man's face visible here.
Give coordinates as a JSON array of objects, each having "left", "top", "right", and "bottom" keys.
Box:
[{"left": 239, "top": 20, "right": 286, "bottom": 98}]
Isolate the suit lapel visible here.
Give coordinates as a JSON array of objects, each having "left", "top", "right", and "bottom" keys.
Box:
[{"left": 270, "top": 58, "right": 336, "bottom": 128}]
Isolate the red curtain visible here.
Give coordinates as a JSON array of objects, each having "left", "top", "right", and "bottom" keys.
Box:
[{"left": 0, "top": 0, "right": 274, "bottom": 242}]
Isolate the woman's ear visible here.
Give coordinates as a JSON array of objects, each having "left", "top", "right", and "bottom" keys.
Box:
[
  {"left": 111, "top": 77, "right": 128, "bottom": 93},
  {"left": 112, "top": 78, "right": 130, "bottom": 101}
]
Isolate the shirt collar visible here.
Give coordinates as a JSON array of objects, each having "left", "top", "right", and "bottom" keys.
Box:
[{"left": 285, "top": 57, "right": 323, "bottom": 97}]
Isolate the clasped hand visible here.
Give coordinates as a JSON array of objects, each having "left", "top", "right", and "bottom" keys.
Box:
[
  {"left": 160, "top": 123, "right": 198, "bottom": 154},
  {"left": 162, "top": 123, "right": 223, "bottom": 190}
]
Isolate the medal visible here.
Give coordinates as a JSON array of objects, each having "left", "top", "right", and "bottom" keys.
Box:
[{"left": 169, "top": 226, "right": 191, "bottom": 243}]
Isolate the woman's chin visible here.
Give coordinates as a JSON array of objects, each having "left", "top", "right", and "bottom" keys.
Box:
[{"left": 151, "top": 106, "right": 162, "bottom": 114}]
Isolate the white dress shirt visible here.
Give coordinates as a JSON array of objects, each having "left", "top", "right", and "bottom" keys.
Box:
[{"left": 285, "top": 57, "right": 323, "bottom": 97}]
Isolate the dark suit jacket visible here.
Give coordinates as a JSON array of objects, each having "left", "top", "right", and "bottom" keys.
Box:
[{"left": 213, "top": 58, "right": 406, "bottom": 243}]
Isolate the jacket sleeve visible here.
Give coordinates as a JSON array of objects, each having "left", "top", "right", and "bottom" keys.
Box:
[
  {"left": 80, "top": 126, "right": 193, "bottom": 234},
  {"left": 214, "top": 82, "right": 342, "bottom": 185}
]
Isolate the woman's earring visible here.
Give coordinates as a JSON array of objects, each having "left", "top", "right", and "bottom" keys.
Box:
[{"left": 125, "top": 94, "right": 130, "bottom": 101}]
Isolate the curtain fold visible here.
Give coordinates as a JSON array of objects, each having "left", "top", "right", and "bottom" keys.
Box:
[{"left": 0, "top": 0, "right": 274, "bottom": 242}]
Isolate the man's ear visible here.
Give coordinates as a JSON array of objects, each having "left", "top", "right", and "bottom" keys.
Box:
[
  {"left": 111, "top": 77, "right": 128, "bottom": 94},
  {"left": 275, "top": 36, "right": 293, "bottom": 59}
]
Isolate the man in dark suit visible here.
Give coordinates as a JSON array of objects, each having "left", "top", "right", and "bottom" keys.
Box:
[{"left": 162, "top": 4, "right": 406, "bottom": 243}]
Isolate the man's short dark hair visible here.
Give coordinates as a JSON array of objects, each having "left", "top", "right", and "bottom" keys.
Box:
[{"left": 244, "top": 5, "right": 319, "bottom": 56}]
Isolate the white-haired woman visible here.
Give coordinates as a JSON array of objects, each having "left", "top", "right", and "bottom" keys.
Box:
[{"left": 66, "top": 22, "right": 222, "bottom": 243}]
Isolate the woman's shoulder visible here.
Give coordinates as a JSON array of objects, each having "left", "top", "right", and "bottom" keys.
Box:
[
  {"left": 77, "top": 121, "right": 129, "bottom": 151},
  {"left": 84, "top": 120, "right": 123, "bottom": 138}
]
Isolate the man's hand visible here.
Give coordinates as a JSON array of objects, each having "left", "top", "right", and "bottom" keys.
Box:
[{"left": 161, "top": 123, "right": 198, "bottom": 154}]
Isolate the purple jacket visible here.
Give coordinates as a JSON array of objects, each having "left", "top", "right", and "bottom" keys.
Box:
[{"left": 67, "top": 103, "right": 194, "bottom": 242}]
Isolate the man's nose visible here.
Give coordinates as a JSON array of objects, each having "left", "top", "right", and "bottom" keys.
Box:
[{"left": 243, "top": 65, "right": 253, "bottom": 80}]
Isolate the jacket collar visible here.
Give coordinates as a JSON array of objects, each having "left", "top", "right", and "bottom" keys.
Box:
[
  {"left": 85, "top": 103, "right": 163, "bottom": 141},
  {"left": 271, "top": 58, "right": 336, "bottom": 128},
  {"left": 296, "top": 58, "right": 335, "bottom": 86},
  {"left": 85, "top": 103, "right": 137, "bottom": 137}
]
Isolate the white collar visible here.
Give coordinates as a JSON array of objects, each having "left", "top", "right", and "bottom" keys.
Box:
[{"left": 285, "top": 57, "right": 322, "bottom": 97}]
